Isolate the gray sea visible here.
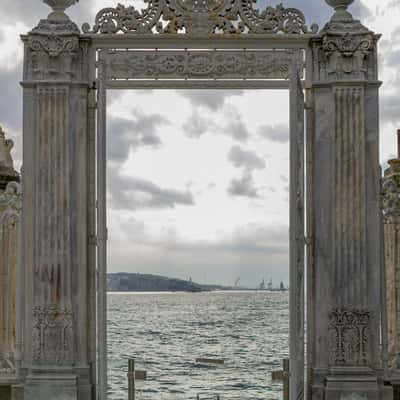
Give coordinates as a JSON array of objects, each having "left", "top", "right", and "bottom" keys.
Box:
[{"left": 108, "top": 291, "right": 289, "bottom": 400}]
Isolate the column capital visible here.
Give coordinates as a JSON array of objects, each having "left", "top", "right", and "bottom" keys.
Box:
[{"left": 311, "top": 4, "right": 377, "bottom": 83}]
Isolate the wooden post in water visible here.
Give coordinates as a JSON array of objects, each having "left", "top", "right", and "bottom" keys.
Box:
[
  {"left": 271, "top": 358, "right": 289, "bottom": 400},
  {"left": 128, "top": 359, "right": 135, "bottom": 400}
]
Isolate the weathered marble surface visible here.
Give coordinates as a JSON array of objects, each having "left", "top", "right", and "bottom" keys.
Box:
[
  {"left": 11, "top": 0, "right": 390, "bottom": 399},
  {"left": 0, "top": 128, "right": 21, "bottom": 400},
  {"left": 19, "top": 0, "right": 96, "bottom": 399},
  {"left": 383, "top": 135, "right": 400, "bottom": 385},
  {"left": 307, "top": 0, "right": 391, "bottom": 399}
]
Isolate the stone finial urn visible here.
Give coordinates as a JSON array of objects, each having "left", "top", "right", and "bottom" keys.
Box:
[
  {"left": 43, "top": 0, "right": 79, "bottom": 21},
  {"left": 325, "top": 0, "right": 354, "bottom": 21}
]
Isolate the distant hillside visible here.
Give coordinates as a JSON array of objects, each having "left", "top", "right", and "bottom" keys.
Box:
[{"left": 107, "top": 272, "right": 220, "bottom": 292}]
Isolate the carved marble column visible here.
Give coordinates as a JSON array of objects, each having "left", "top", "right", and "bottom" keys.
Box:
[
  {"left": 382, "top": 132, "right": 400, "bottom": 386},
  {"left": 20, "top": 1, "right": 96, "bottom": 399},
  {"left": 308, "top": 1, "right": 391, "bottom": 399},
  {"left": 0, "top": 127, "right": 21, "bottom": 400}
]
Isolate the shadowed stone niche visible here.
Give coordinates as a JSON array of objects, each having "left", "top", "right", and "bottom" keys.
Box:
[{"left": 0, "top": 127, "right": 21, "bottom": 400}]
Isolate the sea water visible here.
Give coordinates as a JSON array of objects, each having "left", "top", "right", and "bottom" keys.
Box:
[{"left": 108, "top": 291, "right": 289, "bottom": 400}]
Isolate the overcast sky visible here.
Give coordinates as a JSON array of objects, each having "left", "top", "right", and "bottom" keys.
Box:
[{"left": 0, "top": 0, "right": 399, "bottom": 287}]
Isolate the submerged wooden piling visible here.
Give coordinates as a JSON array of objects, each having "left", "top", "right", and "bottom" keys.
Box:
[
  {"left": 128, "top": 359, "right": 135, "bottom": 400},
  {"left": 271, "top": 358, "right": 289, "bottom": 400}
]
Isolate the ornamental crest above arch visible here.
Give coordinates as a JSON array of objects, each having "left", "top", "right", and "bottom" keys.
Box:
[{"left": 82, "top": 1, "right": 318, "bottom": 36}]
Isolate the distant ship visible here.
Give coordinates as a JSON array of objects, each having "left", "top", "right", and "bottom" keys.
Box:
[
  {"left": 259, "top": 278, "right": 266, "bottom": 290},
  {"left": 258, "top": 278, "right": 273, "bottom": 291},
  {"left": 258, "top": 278, "right": 288, "bottom": 292}
]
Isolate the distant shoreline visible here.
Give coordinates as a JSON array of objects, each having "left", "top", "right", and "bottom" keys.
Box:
[
  {"left": 107, "top": 289, "right": 288, "bottom": 294},
  {"left": 107, "top": 272, "right": 288, "bottom": 293}
]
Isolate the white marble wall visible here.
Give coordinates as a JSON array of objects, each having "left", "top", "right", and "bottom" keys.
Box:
[
  {"left": 0, "top": 128, "right": 21, "bottom": 400},
  {"left": 308, "top": 3, "right": 391, "bottom": 400},
  {"left": 19, "top": 4, "right": 96, "bottom": 400},
  {"left": 383, "top": 155, "right": 400, "bottom": 384}
]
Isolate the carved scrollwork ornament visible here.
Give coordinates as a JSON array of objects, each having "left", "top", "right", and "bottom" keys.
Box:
[
  {"left": 101, "top": 49, "right": 303, "bottom": 80},
  {"left": 82, "top": 1, "right": 318, "bottom": 35},
  {"left": 32, "top": 304, "right": 74, "bottom": 365}
]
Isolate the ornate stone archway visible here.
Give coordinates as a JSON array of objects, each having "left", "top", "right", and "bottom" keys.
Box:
[{"left": 1, "top": 0, "right": 390, "bottom": 399}]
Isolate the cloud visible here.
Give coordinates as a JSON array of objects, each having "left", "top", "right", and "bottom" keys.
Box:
[
  {"left": 258, "top": 123, "right": 289, "bottom": 143},
  {"left": 178, "top": 90, "right": 244, "bottom": 111},
  {"left": 108, "top": 167, "right": 195, "bottom": 210},
  {"left": 227, "top": 171, "right": 259, "bottom": 198},
  {"left": 109, "top": 219, "right": 289, "bottom": 286},
  {"left": 107, "top": 109, "right": 168, "bottom": 162},
  {"left": 381, "top": 94, "right": 400, "bottom": 126},
  {"left": 350, "top": 1, "right": 372, "bottom": 21},
  {"left": 223, "top": 106, "right": 250, "bottom": 142},
  {"left": 182, "top": 110, "right": 215, "bottom": 138},
  {"left": 182, "top": 104, "right": 249, "bottom": 141},
  {"left": 384, "top": 50, "right": 400, "bottom": 69},
  {"left": 0, "top": 65, "right": 22, "bottom": 133},
  {"left": 228, "top": 145, "right": 266, "bottom": 171}
]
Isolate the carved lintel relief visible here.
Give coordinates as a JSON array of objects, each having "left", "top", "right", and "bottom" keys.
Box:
[
  {"left": 83, "top": 1, "right": 318, "bottom": 35},
  {"left": 100, "top": 49, "right": 304, "bottom": 81},
  {"left": 32, "top": 304, "right": 73, "bottom": 365},
  {"left": 329, "top": 307, "right": 370, "bottom": 366}
]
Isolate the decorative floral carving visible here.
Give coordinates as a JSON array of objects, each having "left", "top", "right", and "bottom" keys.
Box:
[
  {"left": 238, "top": 2, "right": 317, "bottom": 34},
  {"left": 329, "top": 307, "right": 370, "bottom": 366},
  {"left": 82, "top": 1, "right": 318, "bottom": 35},
  {"left": 322, "top": 33, "right": 373, "bottom": 79},
  {"left": 102, "top": 50, "right": 302, "bottom": 80},
  {"left": 32, "top": 304, "right": 73, "bottom": 365},
  {"left": 0, "top": 182, "right": 22, "bottom": 215}
]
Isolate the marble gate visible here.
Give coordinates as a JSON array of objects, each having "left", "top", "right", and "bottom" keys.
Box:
[{"left": 0, "top": 0, "right": 391, "bottom": 399}]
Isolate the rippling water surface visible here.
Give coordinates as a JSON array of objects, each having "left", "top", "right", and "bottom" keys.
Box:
[{"left": 108, "top": 291, "right": 288, "bottom": 400}]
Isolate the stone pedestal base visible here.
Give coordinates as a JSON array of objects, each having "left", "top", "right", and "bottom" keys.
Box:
[
  {"left": 325, "top": 370, "right": 392, "bottom": 400},
  {"left": 24, "top": 373, "right": 77, "bottom": 400}
]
